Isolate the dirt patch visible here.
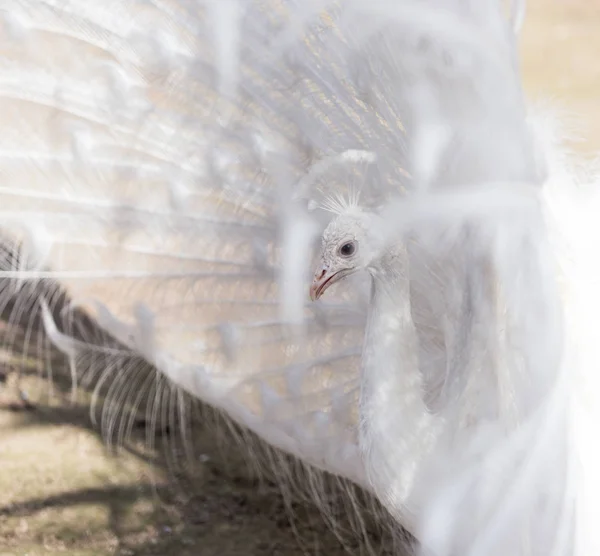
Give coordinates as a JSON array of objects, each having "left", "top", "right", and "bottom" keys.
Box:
[{"left": 0, "top": 371, "right": 369, "bottom": 556}]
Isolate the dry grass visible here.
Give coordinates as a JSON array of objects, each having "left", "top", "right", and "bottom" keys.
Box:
[{"left": 1, "top": 2, "right": 599, "bottom": 555}]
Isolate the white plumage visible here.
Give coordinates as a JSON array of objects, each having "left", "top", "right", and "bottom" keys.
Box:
[{"left": 1, "top": 1, "right": 599, "bottom": 554}]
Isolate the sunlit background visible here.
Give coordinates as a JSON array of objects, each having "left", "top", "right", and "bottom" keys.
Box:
[{"left": 521, "top": 0, "right": 600, "bottom": 152}]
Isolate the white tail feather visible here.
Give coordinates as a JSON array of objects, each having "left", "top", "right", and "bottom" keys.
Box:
[{"left": 1, "top": 1, "right": 599, "bottom": 555}]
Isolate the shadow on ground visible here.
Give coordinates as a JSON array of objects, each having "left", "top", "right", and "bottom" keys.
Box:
[{"left": 0, "top": 325, "right": 396, "bottom": 556}]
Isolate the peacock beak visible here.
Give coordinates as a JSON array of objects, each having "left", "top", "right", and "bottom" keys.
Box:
[
  {"left": 310, "top": 266, "right": 343, "bottom": 301},
  {"left": 310, "top": 267, "right": 327, "bottom": 301}
]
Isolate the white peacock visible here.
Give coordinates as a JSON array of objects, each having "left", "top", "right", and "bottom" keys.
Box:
[{"left": 1, "top": 1, "right": 599, "bottom": 555}]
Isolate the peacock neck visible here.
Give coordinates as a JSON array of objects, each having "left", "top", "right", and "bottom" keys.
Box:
[{"left": 358, "top": 246, "right": 441, "bottom": 521}]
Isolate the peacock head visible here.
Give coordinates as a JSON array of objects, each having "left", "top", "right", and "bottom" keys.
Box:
[{"left": 310, "top": 204, "right": 384, "bottom": 301}]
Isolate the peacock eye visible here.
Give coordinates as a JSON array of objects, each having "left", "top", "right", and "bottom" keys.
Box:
[{"left": 339, "top": 241, "right": 357, "bottom": 257}]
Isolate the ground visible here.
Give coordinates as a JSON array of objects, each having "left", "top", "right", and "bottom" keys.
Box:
[
  {"left": 1, "top": 1, "right": 599, "bottom": 555},
  {"left": 1, "top": 369, "right": 365, "bottom": 556},
  {"left": 521, "top": 0, "right": 600, "bottom": 153}
]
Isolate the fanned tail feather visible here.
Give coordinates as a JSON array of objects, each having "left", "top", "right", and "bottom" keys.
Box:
[{"left": 2, "top": 1, "right": 600, "bottom": 555}]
